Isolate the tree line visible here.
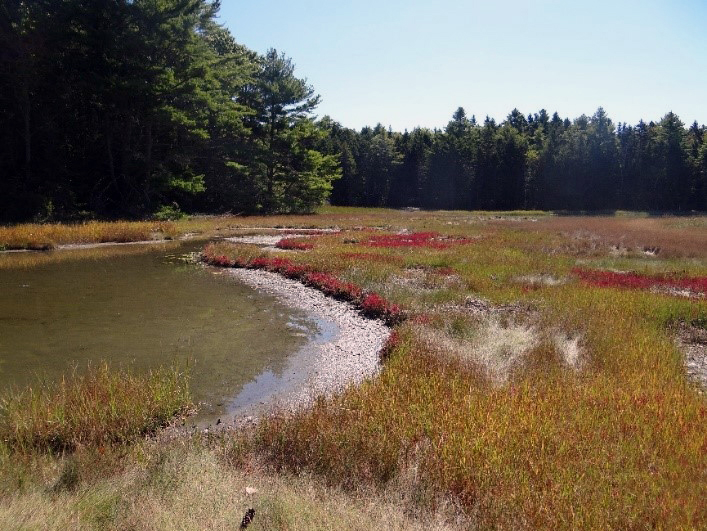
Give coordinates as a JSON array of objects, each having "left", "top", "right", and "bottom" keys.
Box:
[
  {"left": 1, "top": 1, "right": 705, "bottom": 223},
  {"left": 321, "top": 107, "right": 707, "bottom": 212},
  {"left": 0, "top": 0, "right": 338, "bottom": 222}
]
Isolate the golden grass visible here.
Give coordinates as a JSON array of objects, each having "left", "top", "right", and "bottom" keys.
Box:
[
  {"left": 0, "top": 363, "right": 191, "bottom": 453},
  {"left": 0, "top": 221, "right": 179, "bottom": 250}
]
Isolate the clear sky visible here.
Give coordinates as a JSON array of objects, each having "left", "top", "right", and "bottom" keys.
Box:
[{"left": 218, "top": 0, "right": 707, "bottom": 131}]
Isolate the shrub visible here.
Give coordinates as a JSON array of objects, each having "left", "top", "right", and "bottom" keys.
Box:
[{"left": 153, "top": 204, "right": 186, "bottom": 221}]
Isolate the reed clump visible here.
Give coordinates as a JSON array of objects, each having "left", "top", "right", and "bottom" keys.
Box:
[
  {"left": 0, "top": 221, "right": 178, "bottom": 250},
  {"left": 0, "top": 363, "right": 191, "bottom": 454}
]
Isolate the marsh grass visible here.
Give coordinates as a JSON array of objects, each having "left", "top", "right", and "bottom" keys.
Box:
[
  {"left": 1, "top": 209, "right": 706, "bottom": 528},
  {"left": 511, "top": 215, "right": 707, "bottom": 259},
  {"left": 205, "top": 216, "right": 707, "bottom": 528},
  {"left": 0, "top": 363, "right": 191, "bottom": 454},
  {"left": 0, "top": 439, "right": 464, "bottom": 530},
  {"left": 0, "top": 221, "right": 182, "bottom": 250}
]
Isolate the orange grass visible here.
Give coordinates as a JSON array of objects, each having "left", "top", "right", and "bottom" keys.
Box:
[{"left": 0, "top": 363, "right": 191, "bottom": 454}]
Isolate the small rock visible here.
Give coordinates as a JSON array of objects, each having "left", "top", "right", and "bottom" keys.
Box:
[
  {"left": 240, "top": 508, "right": 255, "bottom": 529},
  {"left": 245, "top": 486, "right": 258, "bottom": 495}
]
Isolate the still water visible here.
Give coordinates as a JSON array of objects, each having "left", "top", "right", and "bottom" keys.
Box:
[{"left": 0, "top": 242, "right": 316, "bottom": 421}]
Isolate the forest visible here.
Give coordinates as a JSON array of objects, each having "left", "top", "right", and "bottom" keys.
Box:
[{"left": 1, "top": 0, "right": 706, "bottom": 222}]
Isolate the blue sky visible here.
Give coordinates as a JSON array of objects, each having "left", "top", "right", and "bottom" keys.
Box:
[{"left": 218, "top": 0, "right": 707, "bottom": 131}]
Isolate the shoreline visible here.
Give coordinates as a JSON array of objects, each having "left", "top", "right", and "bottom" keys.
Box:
[{"left": 212, "top": 268, "right": 390, "bottom": 429}]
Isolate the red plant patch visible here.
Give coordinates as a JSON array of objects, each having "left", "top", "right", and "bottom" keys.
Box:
[
  {"left": 209, "top": 254, "right": 233, "bottom": 267},
  {"left": 275, "top": 238, "right": 314, "bottom": 251},
  {"left": 361, "top": 293, "right": 402, "bottom": 323},
  {"left": 365, "top": 232, "right": 473, "bottom": 250},
  {"left": 304, "top": 272, "right": 362, "bottom": 300},
  {"left": 379, "top": 330, "right": 402, "bottom": 360},
  {"left": 573, "top": 268, "right": 707, "bottom": 297},
  {"left": 202, "top": 245, "right": 404, "bottom": 324}
]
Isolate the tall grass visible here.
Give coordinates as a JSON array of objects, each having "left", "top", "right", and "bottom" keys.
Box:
[
  {"left": 0, "top": 221, "right": 179, "bottom": 250},
  {"left": 0, "top": 364, "right": 191, "bottom": 453}
]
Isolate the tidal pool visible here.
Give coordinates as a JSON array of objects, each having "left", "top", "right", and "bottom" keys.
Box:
[{"left": 0, "top": 242, "right": 317, "bottom": 421}]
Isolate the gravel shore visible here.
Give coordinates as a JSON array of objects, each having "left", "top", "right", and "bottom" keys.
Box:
[{"left": 219, "top": 268, "right": 390, "bottom": 427}]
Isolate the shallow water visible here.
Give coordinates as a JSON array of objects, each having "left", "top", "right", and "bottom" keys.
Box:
[{"left": 0, "top": 242, "right": 316, "bottom": 421}]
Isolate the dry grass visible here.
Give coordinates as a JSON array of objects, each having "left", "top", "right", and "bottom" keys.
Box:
[
  {"left": 510, "top": 215, "right": 707, "bottom": 259},
  {"left": 0, "top": 441, "right": 463, "bottom": 530},
  {"left": 0, "top": 221, "right": 180, "bottom": 250},
  {"left": 0, "top": 207, "right": 547, "bottom": 251}
]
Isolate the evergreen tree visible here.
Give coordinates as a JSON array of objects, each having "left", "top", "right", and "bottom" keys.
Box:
[{"left": 240, "top": 49, "right": 339, "bottom": 213}]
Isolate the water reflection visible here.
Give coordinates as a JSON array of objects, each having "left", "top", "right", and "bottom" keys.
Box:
[{"left": 0, "top": 241, "right": 316, "bottom": 421}]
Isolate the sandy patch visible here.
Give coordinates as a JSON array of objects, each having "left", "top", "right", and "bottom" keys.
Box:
[
  {"left": 651, "top": 285, "right": 705, "bottom": 300},
  {"left": 224, "top": 233, "right": 317, "bottom": 250},
  {"left": 513, "top": 274, "right": 566, "bottom": 287},
  {"left": 675, "top": 323, "right": 707, "bottom": 393},
  {"left": 224, "top": 234, "right": 286, "bottom": 247},
  {"left": 552, "top": 332, "right": 584, "bottom": 369},
  {"left": 419, "top": 318, "right": 539, "bottom": 384},
  {"left": 439, "top": 296, "right": 533, "bottom": 317}
]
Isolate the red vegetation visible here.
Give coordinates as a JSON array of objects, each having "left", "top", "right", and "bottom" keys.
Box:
[
  {"left": 573, "top": 268, "right": 707, "bottom": 296},
  {"left": 361, "top": 293, "right": 401, "bottom": 322},
  {"left": 209, "top": 255, "right": 234, "bottom": 267},
  {"left": 365, "top": 232, "right": 473, "bottom": 250},
  {"left": 303, "top": 272, "right": 362, "bottom": 300},
  {"left": 275, "top": 238, "right": 314, "bottom": 250},
  {"left": 202, "top": 245, "right": 403, "bottom": 324}
]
